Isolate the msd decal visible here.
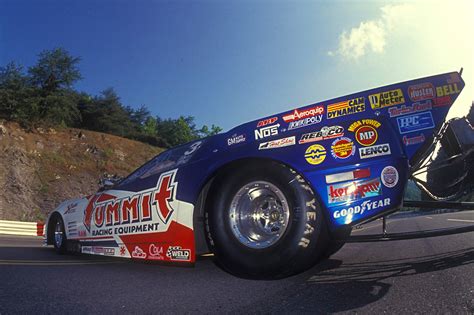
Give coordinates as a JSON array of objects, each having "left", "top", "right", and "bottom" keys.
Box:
[
  {"left": 83, "top": 170, "right": 178, "bottom": 234},
  {"left": 327, "top": 178, "right": 382, "bottom": 204}
]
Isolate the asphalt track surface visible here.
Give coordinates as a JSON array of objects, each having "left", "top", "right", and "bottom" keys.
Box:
[{"left": 1, "top": 211, "right": 473, "bottom": 314}]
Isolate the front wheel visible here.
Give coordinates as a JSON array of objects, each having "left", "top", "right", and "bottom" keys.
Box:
[
  {"left": 53, "top": 216, "right": 68, "bottom": 254},
  {"left": 206, "top": 161, "right": 329, "bottom": 279}
]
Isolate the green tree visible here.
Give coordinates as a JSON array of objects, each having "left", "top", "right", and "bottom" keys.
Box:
[{"left": 28, "top": 48, "right": 82, "bottom": 92}]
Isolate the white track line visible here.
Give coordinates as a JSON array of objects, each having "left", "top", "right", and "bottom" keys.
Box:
[{"left": 447, "top": 219, "right": 474, "bottom": 223}]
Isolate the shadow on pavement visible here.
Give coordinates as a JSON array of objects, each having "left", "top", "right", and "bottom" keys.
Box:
[{"left": 289, "top": 248, "right": 474, "bottom": 313}]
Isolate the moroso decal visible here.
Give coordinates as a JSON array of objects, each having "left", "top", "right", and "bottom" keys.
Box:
[
  {"left": 408, "top": 83, "right": 435, "bottom": 102},
  {"left": 305, "top": 144, "right": 326, "bottom": 165},
  {"left": 327, "top": 97, "right": 365, "bottom": 119},
  {"left": 369, "top": 89, "right": 405, "bottom": 109},
  {"left": 327, "top": 177, "right": 382, "bottom": 204},
  {"left": 299, "top": 126, "right": 344, "bottom": 144},
  {"left": 330, "top": 137, "right": 355, "bottom": 160},
  {"left": 83, "top": 170, "right": 178, "bottom": 233}
]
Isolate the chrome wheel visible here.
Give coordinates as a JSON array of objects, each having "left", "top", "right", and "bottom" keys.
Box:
[
  {"left": 229, "top": 181, "right": 290, "bottom": 249},
  {"left": 54, "top": 220, "right": 64, "bottom": 248}
]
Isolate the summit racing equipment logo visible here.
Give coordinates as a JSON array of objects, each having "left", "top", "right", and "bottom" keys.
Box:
[
  {"left": 304, "top": 144, "right": 326, "bottom": 165},
  {"left": 327, "top": 178, "right": 382, "bottom": 204},
  {"left": 299, "top": 126, "right": 344, "bottom": 144},
  {"left": 408, "top": 83, "right": 435, "bottom": 101},
  {"left": 330, "top": 137, "right": 355, "bottom": 160},
  {"left": 283, "top": 106, "right": 325, "bottom": 130},
  {"left": 369, "top": 89, "right": 405, "bottom": 109},
  {"left": 348, "top": 119, "right": 381, "bottom": 147},
  {"left": 166, "top": 246, "right": 191, "bottom": 261},
  {"left": 327, "top": 97, "right": 365, "bottom": 119},
  {"left": 255, "top": 124, "right": 279, "bottom": 140},
  {"left": 259, "top": 136, "right": 295, "bottom": 150},
  {"left": 83, "top": 170, "right": 178, "bottom": 233},
  {"left": 333, "top": 198, "right": 391, "bottom": 219}
]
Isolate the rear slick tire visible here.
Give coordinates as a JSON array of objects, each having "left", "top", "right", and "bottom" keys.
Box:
[{"left": 206, "top": 161, "right": 328, "bottom": 279}]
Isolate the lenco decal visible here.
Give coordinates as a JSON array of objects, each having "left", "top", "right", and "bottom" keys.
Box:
[{"left": 359, "top": 143, "right": 391, "bottom": 159}]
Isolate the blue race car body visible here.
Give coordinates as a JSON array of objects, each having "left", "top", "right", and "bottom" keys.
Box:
[{"left": 45, "top": 71, "right": 465, "bottom": 272}]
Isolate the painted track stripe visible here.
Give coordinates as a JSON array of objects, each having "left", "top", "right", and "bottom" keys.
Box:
[{"left": 447, "top": 218, "right": 474, "bottom": 223}]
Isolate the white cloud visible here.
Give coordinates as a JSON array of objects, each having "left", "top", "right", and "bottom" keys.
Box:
[{"left": 328, "top": 4, "right": 413, "bottom": 60}]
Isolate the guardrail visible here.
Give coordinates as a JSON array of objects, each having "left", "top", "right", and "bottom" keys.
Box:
[{"left": 0, "top": 220, "right": 44, "bottom": 236}]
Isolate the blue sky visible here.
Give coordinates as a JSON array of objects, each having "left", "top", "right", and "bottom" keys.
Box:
[{"left": 1, "top": 0, "right": 472, "bottom": 131}]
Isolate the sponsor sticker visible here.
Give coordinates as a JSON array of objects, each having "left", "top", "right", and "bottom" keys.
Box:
[
  {"left": 119, "top": 246, "right": 127, "bottom": 256},
  {"left": 327, "top": 178, "right": 382, "bottom": 204},
  {"left": 299, "top": 125, "right": 344, "bottom": 144},
  {"left": 369, "top": 88, "right": 405, "bottom": 109},
  {"left": 257, "top": 117, "right": 278, "bottom": 128},
  {"left": 348, "top": 119, "right": 381, "bottom": 147},
  {"left": 131, "top": 246, "right": 147, "bottom": 259},
  {"left": 388, "top": 100, "right": 432, "bottom": 118},
  {"left": 288, "top": 115, "right": 323, "bottom": 130},
  {"left": 408, "top": 83, "right": 435, "bottom": 102},
  {"left": 403, "top": 133, "right": 426, "bottom": 146},
  {"left": 304, "top": 144, "right": 326, "bottom": 165},
  {"left": 254, "top": 124, "right": 279, "bottom": 140},
  {"left": 333, "top": 198, "right": 391, "bottom": 219},
  {"left": 227, "top": 134, "right": 246, "bottom": 146},
  {"left": 330, "top": 137, "right": 355, "bottom": 160},
  {"left": 166, "top": 246, "right": 191, "bottom": 261},
  {"left": 359, "top": 143, "right": 391, "bottom": 159},
  {"left": 397, "top": 112, "right": 435, "bottom": 134},
  {"left": 259, "top": 136, "right": 295, "bottom": 150},
  {"left": 148, "top": 244, "right": 165, "bottom": 260},
  {"left": 283, "top": 106, "right": 324, "bottom": 122},
  {"left": 381, "top": 166, "right": 399, "bottom": 188},
  {"left": 327, "top": 97, "right": 365, "bottom": 119},
  {"left": 82, "top": 246, "right": 92, "bottom": 254},
  {"left": 436, "top": 83, "right": 460, "bottom": 98}
]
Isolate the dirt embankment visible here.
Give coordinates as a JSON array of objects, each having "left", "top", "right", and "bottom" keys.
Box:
[{"left": 0, "top": 121, "right": 163, "bottom": 221}]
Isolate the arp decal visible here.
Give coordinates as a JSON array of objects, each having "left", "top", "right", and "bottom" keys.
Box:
[
  {"left": 403, "top": 134, "right": 426, "bottom": 146},
  {"left": 299, "top": 126, "right": 344, "bottom": 144},
  {"left": 327, "top": 97, "right": 365, "bottom": 119},
  {"left": 166, "top": 246, "right": 191, "bottom": 261},
  {"left": 408, "top": 83, "right": 435, "bottom": 102},
  {"left": 333, "top": 198, "right": 391, "bottom": 219},
  {"left": 84, "top": 169, "right": 178, "bottom": 234},
  {"left": 369, "top": 89, "right": 405, "bottom": 109},
  {"left": 388, "top": 100, "right": 432, "bottom": 118},
  {"left": 330, "top": 137, "right": 355, "bottom": 160},
  {"left": 227, "top": 134, "right": 246, "bottom": 146},
  {"left": 258, "top": 136, "right": 295, "bottom": 150},
  {"left": 397, "top": 112, "right": 435, "bottom": 134},
  {"left": 257, "top": 117, "right": 278, "bottom": 128},
  {"left": 381, "top": 166, "right": 399, "bottom": 188},
  {"left": 359, "top": 143, "right": 391, "bottom": 159},
  {"left": 254, "top": 124, "right": 279, "bottom": 140},
  {"left": 327, "top": 177, "right": 382, "bottom": 204},
  {"left": 348, "top": 119, "right": 380, "bottom": 147},
  {"left": 304, "top": 144, "right": 326, "bottom": 165}
]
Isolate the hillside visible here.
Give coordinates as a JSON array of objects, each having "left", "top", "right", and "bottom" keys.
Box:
[{"left": 0, "top": 121, "right": 163, "bottom": 221}]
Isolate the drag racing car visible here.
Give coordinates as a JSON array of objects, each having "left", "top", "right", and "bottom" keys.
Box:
[{"left": 44, "top": 70, "right": 473, "bottom": 278}]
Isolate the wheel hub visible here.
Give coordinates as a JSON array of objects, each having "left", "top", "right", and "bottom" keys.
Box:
[{"left": 229, "top": 181, "right": 290, "bottom": 249}]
